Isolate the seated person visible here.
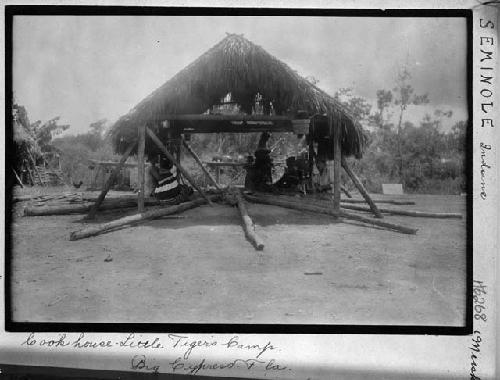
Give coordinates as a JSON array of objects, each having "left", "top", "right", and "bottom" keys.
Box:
[
  {"left": 274, "top": 157, "right": 300, "bottom": 189},
  {"left": 150, "top": 156, "right": 192, "bottom": 201},
  {"left": 312, "top": 158, "right": 332, "bottom": 192}
]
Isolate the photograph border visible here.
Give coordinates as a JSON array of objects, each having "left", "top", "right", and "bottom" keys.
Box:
[{"left": 4, "top": 5, "right": 474, "bottom": 335}]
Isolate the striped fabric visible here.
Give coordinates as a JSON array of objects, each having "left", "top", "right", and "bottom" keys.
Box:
[{"left": 154, "top": 172, "right": 178, "bottom": 194}]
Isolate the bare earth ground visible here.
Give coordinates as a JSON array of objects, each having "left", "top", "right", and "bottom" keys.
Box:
[{"left": 10, "top": 190, "right": 466, "bottom": 326}]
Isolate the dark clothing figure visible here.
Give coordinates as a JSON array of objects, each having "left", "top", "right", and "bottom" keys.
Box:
[
  {"left": 154, "top": 169, "right": 180, "bottom": 199},
  {"left": 274, "top": 157, "right": 300, "bottom": 189},
  {"left": 253, "top": 149, "right": 273, "bottom": 188},
  {"left": 149, "top": 155, "right": 192, "bottom": 202},
  {"left": 244, "top": 132, "right": 274, "bottom": 191}
]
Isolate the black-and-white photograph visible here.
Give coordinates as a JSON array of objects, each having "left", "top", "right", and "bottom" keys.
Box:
[{"left": 7, "top": 12, "right": 469, "bottom": 328}]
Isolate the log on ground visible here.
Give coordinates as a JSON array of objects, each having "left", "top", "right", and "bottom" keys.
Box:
[
  {"left": 339, "top": 203, "right": 462, "bottom": 219},
  {"left": 340, "top": 198, "right": 416, "bottom": 206},
  {"left": 244, "top": 193, "right": 340, "bottom": 217},
  {"left": 25, "top": 199, "right": 161, "bottom": 216},
  {"left": 70, "top": 197, "right": 216, "bottom": 241},
  {"left": 236, "top": 192, "right": 264, "bottom": 250},
  {"left": 339, "top": 209, "right": 418, "bottom": 234},
  {"left": 13, "top": 195, "right": 35, "bottom": 203},
  {"left": 244, "top": 193, "right": 417, "bottom": 235}
]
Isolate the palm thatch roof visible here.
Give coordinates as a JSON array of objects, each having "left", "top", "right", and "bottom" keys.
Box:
[
  {"left": 13, "top": 105, "right": 41, "bottom": 155},
  {"left": 110, "top": 33, "right": 367, "bottom": 158},
  {"left": 13, "top": 120, "right": 34, "bottom": 145}
]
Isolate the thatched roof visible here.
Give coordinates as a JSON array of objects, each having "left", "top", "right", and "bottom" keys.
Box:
[
  {"left": 13, "top": 105, "right": 41, "bottom": 155},
  {"left": 110, "top": 33, "right": 367, "bottom": 157},
  {"left": 13, "top": 120, "right": 34, "bottom": 145}
]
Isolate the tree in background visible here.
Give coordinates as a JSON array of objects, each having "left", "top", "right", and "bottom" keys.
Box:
[
  {"left": 31, "top": 117, "right": 70, "bottom": 152},
  {"left": 334, "top": 88, "right": 372, "bottom": 124},
  {"left": 369, "top": 89, "right": 393, "bottom": 130},
  {"left": 333, "top": 81, "right": 465, "bottom": 195},
  {"left": 392, "top": 66, "right": 429, "bottom": 180},
  {"left": 52, "top": 119, "right": 119, "bottom": 183}
]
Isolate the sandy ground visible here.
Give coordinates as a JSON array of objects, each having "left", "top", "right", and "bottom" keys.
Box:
[{"left": 10, "top": 191, "right": 466, "bottom": 326}]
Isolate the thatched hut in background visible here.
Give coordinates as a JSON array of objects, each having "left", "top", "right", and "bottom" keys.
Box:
[
  {"left": 13, "top": 104, "right": 65, "bottom": 186},
  {"left": 13, "top": 104, "right": 42, "bottom": 185}
]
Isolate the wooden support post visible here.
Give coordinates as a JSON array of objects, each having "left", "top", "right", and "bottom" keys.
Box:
[
  {"left": 137, "top": 124, "right": 146, "bottom": 212},
  {"left": 308, "top": 117, "right": 315, "bottom": 193},
  {"left": 181, "top": 137, "right": 222, "bottom": 191},
  {"left": 341, "top": 156, "right": 383, "bottom": 219},
  {"left": 87, "top": 141, "right": 137, "bottom": 220},
  {"left": 176, "top": 138, "right": 182, "bottom": 167},
  {"left": 236, "top": 191, "right": 264, "bottom": 250},
  {"left": 146, "top": 127, "right": 213, "bottom": 206},
  {"left": 331, "top": 115, "right": 341, "bottom": 212},
  {"left": 172, "top": 132, "right": 182, "bottom": 182},
  {"left": 71, "top": 197, "right": 215, "bottom": 241}
]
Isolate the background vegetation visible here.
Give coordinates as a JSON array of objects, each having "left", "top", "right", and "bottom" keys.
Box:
[{"left": 12, "top": 68, "right": 466, "bottom": 194}]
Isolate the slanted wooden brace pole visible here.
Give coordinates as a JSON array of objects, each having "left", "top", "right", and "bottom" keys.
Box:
[
  {"left": 146, "top": 127, "right": 213, "bottom": 206},
  {"left": 87, "top": 141, "right": 137, "bottom": 220},
  {"left": 341, "top": 156, "right": 383, "bottom": 219},
  {"left": 181, "top": 137, "right": 222, "bottom": 191},
  {"left": 137, "top": 124, "right": 146, "bottom": 212}
]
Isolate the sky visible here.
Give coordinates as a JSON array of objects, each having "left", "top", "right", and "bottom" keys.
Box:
[{"left": 13, "top": 15, "right": 468, "bottom": 135}]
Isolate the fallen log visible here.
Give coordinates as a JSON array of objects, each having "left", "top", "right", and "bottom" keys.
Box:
[
  {"left": 236, "top": 192, "right": 264, "bottom": 250},
  {"left": 341, "top": 198, "right": 416, "bottom": 206},
  {"left": 70, "top": 197, "right": 215, "bottom": 241},
  {"left": 244, "top": 193, "right": 339, "bottom": 218},
  {"left": 244, "top": 193, "right": 417, "bottom": 235},
  {"left": 339, "top": 210, "right": 417, "bottom": 234},
  {"left": 13, "top": 195, "right": 35, "bottom": 202},
  {"left": 29, "top": 193, "right": 84, "bottom": 205},
  {"left": 24, "top": 199, "right": 161, "bottom": 216},
  {"left": 316, "top": 194, "right": 415, "bottom": 205},
  {"left": 339, "top": 203, "right": 462, "bottom": 219}
]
